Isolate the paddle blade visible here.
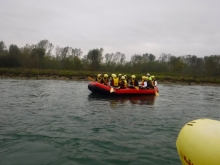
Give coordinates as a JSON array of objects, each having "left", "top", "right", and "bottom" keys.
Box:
[
  {"left": 135, "top": 86, "right": 139, "bottom": 90},
  {"left": 110, "top": 87, "right": 114, "bottom": 93},
  {"left": 88, "top": 76, "right": 95, "bottom": 81},
  {"left": 155, "top": 91, "right": 159, "bottom": 96}
]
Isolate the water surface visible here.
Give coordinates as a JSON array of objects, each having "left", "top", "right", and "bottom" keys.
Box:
[{"left": 0, "top": 79, "right": 219, "bottom": 165}]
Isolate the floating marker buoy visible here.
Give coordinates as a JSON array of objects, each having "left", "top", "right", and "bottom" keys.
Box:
[{"left": 176, "top": 119, "right": 220, "bottom": 165}]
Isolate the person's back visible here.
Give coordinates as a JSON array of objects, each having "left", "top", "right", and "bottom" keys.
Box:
[
  {"left": 147, "top": 76, "right": 154, "bottom": 88},
  {"left": 124, "top": 75, "right": 128, "bottom": 84},
  {"left": 151, "top": 75, "right": 157, "bottom": 86},
  {"left": 120, "top": 76, "right": 127, "bottom": 89},
  {"left": 118, "top": 74, "right": 122, "bottom": 86},
  {"left": 129, "top": 75, "right": 139, "bottom": 87}
]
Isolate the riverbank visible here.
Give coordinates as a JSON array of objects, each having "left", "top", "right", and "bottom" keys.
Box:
[{"left": 0, "top": 68, "right": 220, "bottom": 86}]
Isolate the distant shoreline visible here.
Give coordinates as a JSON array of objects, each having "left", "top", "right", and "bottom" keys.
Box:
[
  {"left": 1, "top": 75, "right": 219, "bottom": 86},
  {"left": 0, "top": 68, "right": 220, "bottom": 86}
]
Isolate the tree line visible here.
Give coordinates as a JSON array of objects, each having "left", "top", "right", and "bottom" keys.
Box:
[{"left": 0, "top": 40, "right": 220, "bottom": 76}]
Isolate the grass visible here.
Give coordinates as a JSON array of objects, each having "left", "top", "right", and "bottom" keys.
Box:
[{"left": 0, "top": 68, "right": 220, "bottom": 85}]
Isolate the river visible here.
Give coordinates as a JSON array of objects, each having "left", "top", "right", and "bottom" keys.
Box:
[{"left": 0, "top": 79, "right": 219, "bottom": 165}]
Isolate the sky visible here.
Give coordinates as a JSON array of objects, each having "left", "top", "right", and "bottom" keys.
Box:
[{"left": 1, "top": 0, "right": 220, "bottom": 60}]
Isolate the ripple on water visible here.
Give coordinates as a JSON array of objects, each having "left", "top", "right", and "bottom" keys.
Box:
[{"left": 0, "top": 80, "right": 220, "bottom": 165}]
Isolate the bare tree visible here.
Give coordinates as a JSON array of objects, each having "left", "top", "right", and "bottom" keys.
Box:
[{"left": 37, "top": 40, "right": 54, "bottom": 56}]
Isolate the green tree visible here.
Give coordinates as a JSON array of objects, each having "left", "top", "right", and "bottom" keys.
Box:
[
  {"left": 131, "top": 54, "right": 143, "bottom": 65},
  {"left": 168, "top": 56, "right": 185, "bottom": 72},
  {"left": 30, "top": 48, "right": 45, "bottom": 68},
  {"left": 0, "top": 41, "right": 9, "bottom": 67},
  {"left": 204, "top": 55, "right": 220, "bottom": 76},
  {"left": 148, "top": 53, "right": 156, "bottom": 62},
  {"left": 86, "top": 48, "right": 103, "bottom": 70},
  {"left": 31, "top": 48, "right": 45, "bottom": 60},
  {"left": 8, "top": 44, "right": 21, "bottom": 67},
  {"left": 20, "top": 44, "right": 36, "bottom": 68},
  {"left": 72, "top": 56, "right": 83, "bottom": 70},
  {"left": 194, "top": 57, "right": 205, "bottom": 75},
  {"left": 0, "top": 41, "right": 7, "bottom": 53}
]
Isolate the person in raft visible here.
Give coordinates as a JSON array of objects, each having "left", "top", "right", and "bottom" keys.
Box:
[
  {"left": 95, "top": 74, "right": 103, "bottom": 83},
  {"left": 129, "top": 75, "right": 139, "bottom": 88},
  {"left": 124, "top": 75, "right": 129, "bottom": 83},
  {"left": 146, "top": 73, "right": 154, "bottom": 88},
  {"left": 151, "top": 75, "right": 157, "bottom": 86},
  {"left": 119, "top": 76, "right": 128, "bottom": 89},
  {"left": 118, "top": 74, "right": 122, "bottom": 86},
  {"left": 139, "top": 76, "right": 148, "bottom": 89},
  {"left": 110, "top": 74, "right": 119, "bottom": 87},
  {"left": 102, "top": 74, "right": 109, "bottom": 85},
  {"left": 145, "top": 76, "right": 149, "bottom": 87},
  {"left": 147, "top": 76, "right": 154, "bottom": 89}
]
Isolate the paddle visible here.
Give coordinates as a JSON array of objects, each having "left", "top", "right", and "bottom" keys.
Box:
[
  {"left": 88, "top": 76, "right": 115, "bottom": 93},
  {"left": 154, "top": 87, "right": 159, "bottom": 96},
  {"left": 88, "top": 76, "right": 95, "bottom": 81},
  {"left": 110, "top": 87, "right": 114, "bottom": 93},
  {"left": 127, "top": 85, "right": 139, "bottom": 90}
]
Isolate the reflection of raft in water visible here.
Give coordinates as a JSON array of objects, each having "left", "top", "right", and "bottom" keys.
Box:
[
  {"left": 176, "top": 119, "right": 220, "bottom": 165},
  {"left": 88, "top": 93, "right": 156, "bottom": 105},
  {"left": 88, "top": 81, "right": 159, "bottom": 95}
]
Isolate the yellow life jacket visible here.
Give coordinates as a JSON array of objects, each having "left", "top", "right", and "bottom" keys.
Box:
[
  {"left": 121, "top": 80, "right": 127, "bottom": 88},
  {"left": 113, "top": 77, "right": 119, "bottom": 86}
]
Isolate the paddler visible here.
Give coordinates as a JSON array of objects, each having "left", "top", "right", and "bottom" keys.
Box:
[
  {"left": 95, "top": 74, "right": 103, "bottom": 83},
  {"left": 103, "top": 74, "right": 109, "bottom": 85},
  {"left": 110, "top": 74, "right": 119, "bottom": 87},
  {"left": 119, "top": 76, "right": 127, "bottom": 89},
  {"left": 129, "top": 75, "right": 139, "bottom": 88}
]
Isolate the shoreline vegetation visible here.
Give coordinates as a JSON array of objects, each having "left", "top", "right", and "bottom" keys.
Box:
[
  {"left": 0, "top": 68, "right": 220, "bottom": 86},
  {"left": 1, "top": 40, "right": 220, "bottom": 87}
]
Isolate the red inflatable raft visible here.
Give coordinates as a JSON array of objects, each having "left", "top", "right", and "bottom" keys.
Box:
[{"left": 88, "top": 81, "right": 159, "bottom": 95}]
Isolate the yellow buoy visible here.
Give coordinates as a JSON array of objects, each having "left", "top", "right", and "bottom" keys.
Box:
[{"left": 176, "top": 119, "right": 220, "bottom": 165}]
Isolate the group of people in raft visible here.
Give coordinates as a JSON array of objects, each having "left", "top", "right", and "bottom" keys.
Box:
[{"left": 94, "top": 73, "right": 157, "bottom": 89}]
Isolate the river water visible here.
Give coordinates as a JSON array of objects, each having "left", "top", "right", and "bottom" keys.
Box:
[{"left": 0, "top": 79, "right": 219, "bottom": 165}]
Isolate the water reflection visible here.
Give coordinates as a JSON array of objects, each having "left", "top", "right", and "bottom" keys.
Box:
[{"left": 88, "top": 93, "right": 156, "bottom": 105}]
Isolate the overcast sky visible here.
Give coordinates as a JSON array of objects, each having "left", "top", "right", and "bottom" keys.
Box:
[{"left": 1, "top": 0, "right": 220, "bottom": 60}]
